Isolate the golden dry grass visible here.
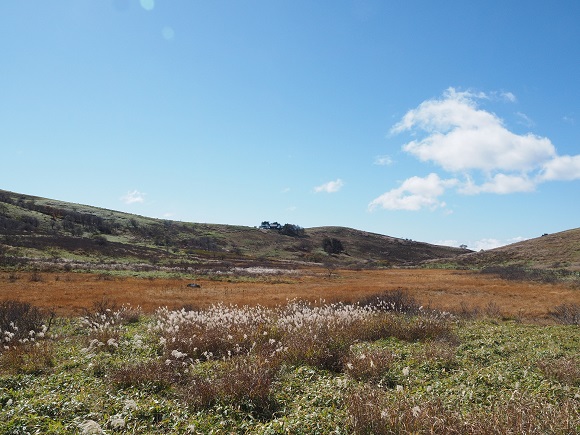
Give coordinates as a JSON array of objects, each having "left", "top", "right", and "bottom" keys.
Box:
[{"left": 0, "top": 268, "right": 578, "bottom": 319}]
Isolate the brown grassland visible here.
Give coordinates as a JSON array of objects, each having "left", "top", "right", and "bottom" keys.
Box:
[{"left": 1, "top": 268, "right": 578, "bottom": 319}]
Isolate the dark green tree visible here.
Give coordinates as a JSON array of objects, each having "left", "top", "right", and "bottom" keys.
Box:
[
  {"left": 281, "top": 223, "right": 305, "bottom": 237},
  {"left": 322, "top": 237, "right": 344, "bottom": 255}
]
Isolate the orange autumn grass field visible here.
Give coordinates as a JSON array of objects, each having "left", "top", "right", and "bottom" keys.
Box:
[{"left": 1, "top": 268, "right": 578, "bottom": 320}]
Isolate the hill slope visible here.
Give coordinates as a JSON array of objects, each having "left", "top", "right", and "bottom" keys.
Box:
[
  {"left": 0, "top": 189, "right": 467, "bottom": 270},
  {"left": 442, "top": 228, "right": 580, "bottom": 271}
]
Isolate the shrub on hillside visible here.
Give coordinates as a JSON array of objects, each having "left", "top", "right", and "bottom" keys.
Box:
[{"left": 322, "top": 237, "right": 344, "bottom": 255}]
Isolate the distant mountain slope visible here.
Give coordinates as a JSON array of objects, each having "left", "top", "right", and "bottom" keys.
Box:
[
  {"left": 0, "top": 189, "right": 468, "bottom": 269},
  {"left": 446, "top": 228, "right": 580, "bottom": 271}
]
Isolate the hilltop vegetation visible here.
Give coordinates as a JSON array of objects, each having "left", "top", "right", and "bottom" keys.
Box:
[{"left": 0, "top": 189, "right": 467, "bottom": 273}]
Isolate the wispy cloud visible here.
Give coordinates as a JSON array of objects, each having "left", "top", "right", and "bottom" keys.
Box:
[
  {"left": 121, "top": 190, "right": 146, "bottom": 204},
  {"left": 314, "top": 178, "right": 344, "bottom": 193},
  {"left": 499, "top": 91, "right": 517, "bottom": 103},
  {"left": 563, "top": 115, "right": 575, "bottom": 124},
  {"left": 373, "top": 155, "right": 393, "bottom": 166},
  {"left": 371, "top": 87, "right": 580, "bottom": 211},
  {"left": 515, "top": 111, "right": 534, "bottom": 128}
]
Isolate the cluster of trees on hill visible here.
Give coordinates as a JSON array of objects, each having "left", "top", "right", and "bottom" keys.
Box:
[{"left": 259, "top": 221, "right": 305, "bottom": 237}]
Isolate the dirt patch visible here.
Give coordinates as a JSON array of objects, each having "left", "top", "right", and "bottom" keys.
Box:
[{"left": 0, "top": 269, "right": 578, "bottom": 319}]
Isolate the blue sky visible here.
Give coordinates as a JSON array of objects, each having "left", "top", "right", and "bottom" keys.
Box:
[{"left": 1, "top": 1, "right": 579, "bottom": 250}]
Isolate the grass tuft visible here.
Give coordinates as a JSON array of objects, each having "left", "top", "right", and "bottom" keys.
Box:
[
  {"left": 550, "top": 303, "right": 580, "bottom": 325},
  {"left": 537, "top": 356, "right": 580, "bottom": 386}
]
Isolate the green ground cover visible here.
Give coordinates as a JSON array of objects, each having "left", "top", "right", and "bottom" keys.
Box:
[{"left": 0, "top": 299, "right": 578, "bottom": 434}]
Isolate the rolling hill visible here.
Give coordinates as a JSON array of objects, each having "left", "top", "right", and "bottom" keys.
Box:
[
  {"left": 0, "top": 189, "right": 468, "bottom": 271},
  {"left": 447, "top": 228, "right": 580, "bottom": 271}
]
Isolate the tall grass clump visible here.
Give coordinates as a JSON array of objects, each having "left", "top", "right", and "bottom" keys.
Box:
[
  {"left": 0, "top": 300, "right": 54, "bottom": 342},
  {"left": 81, "top": 298, "right": 141, "bottom": 353},
  {"left": 110, "top": 359, "right": 181, "bottom": 392},
  {"left": 358, "top": 289, "right": 421, "bottom": 314},
  {"left": 343, "top": 347, "right": 397, "bottom": 386},
  {"left": 347, "top": 385, "right": 580, "bottom": 434},
  {"left": 0, "top": 300, "right": 55, "bottom": 374},
  {"left": 154, "top": 304, "right": 280, "bottom": 363},
  {"left": 179, "top": 356, "right": 279, "bottom": 418},
  {"left": 537, "top": 356, "right": 580, "bottom": 386},
  {"left": 154, "top": 294, "right": 456, "bottom": 375},
  {"left": 550, "top": 303, "right": 580, "bottom": 325}
]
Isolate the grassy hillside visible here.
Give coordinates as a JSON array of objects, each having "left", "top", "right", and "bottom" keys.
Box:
[
  {"left": 0, "top": 189, "right": 467, "bottom": 271},
  {"left": 444, "top": 228, "right": 580, "bottom": 271}
]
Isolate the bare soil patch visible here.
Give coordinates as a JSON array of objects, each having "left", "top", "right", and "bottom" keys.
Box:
[{"left": 0, "top": 269, "right": 577, "bottom": 319}]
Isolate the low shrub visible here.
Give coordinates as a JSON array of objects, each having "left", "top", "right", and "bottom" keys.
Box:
[
  {"left": 179, "top": 356, "right": 279, "bottom": 419},
  {"left": 344, "top": 347, "right": 396, "bottom": 386},
  {"left": 282, "top": 324, "right": 352, "bottom": 372},
  {"left": 347, "top": 385, "right": 580, "bottom": 434},
  {"left": 358, "top": 289, "right": 420, "bottom": 315},
  {"left": 537, "top": 356, "right": 580, "bottom": 386},
  {"left": 110, "top": 360, "right": 178, "bottom": 392},
  {"left": 0, "top": 300, "right": 54, "bottom": 344},
  {"left": 416, "top": 341, "right": 458, "bottom": 371},
  {"left": 82, "top": 298, "right": 141, "bottom": 327},
  {"left": 0, "top": 341, "right": 55, "bottom": 374},
  {"left": 481, "top": 265, "right": 580, "bottom": 284},
  {"left": 549, "top": 303, "right": 580, "bottom": 325}
]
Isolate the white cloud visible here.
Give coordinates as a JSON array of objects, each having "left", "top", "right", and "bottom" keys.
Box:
[
  {"left": 121, "top": 190, "right": 146, "bottom": 204},
  {"left": 540, "top": 155, "right": 580, "bottom": 181},
  {"left": 314, "top": 179, "right": 344, "bottom": 193},
  {"left": 373, "top": 155, "right": 393, "bottom": 166},
  {"left": 471, "top": 236, "right": 527, "bottom": 251},
  {"left": 471, "top": 238, "right": 503, "bottom": 251},
  {"left": 373, "top": 87, "right": 580, "bottom": 212},
  {"left": 459, "top": 173, "right": 535, "bottom": 195},
  {"left": 433, "top": 239, "right": 461, "bottom": 248},
  {"left": 434, "top": 236, "right": 527, "bottom": 251},
  {"left": 515, "top": 112, "right": 534, "bottom": 128},
  {"left": 393, "top": 88, "right": 556, "bottom": 173},
  {"left": 369, "top": 173, "right": 457, "bottom": 211},
  {"left": 499, "top": 91, "right": 517, "bottom": 103}
]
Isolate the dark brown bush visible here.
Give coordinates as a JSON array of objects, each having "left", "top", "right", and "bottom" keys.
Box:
[
  {"left": 549, "top": 303, "right": 580, "bottom": 325},
  {"left": 0, "top": 300, "right": 53, "bottom": 342},
  {"left": 537, "top": 356, "right": 580, "bottom": 386}
]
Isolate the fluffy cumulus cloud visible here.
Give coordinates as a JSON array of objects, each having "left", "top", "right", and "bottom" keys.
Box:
[
  {"left": 540, "top": 155, "right": 580, "bottom": 181},
  {"left": 371, "top": 88, "right": 580, "bottom": 211},
  {"left": 121, "top": 190, "right": 146, "bottom": 204},
  {"left": 314, "top": 179, "right": 344, "bottom": 193},
  {"left": 369, "top": 173, "right": 456, "bottom": 211}
]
